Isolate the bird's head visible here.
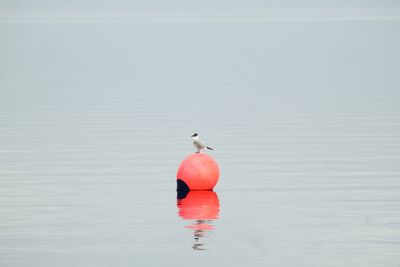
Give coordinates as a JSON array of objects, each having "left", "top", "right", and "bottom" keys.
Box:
[{"left": 191, "top": 133, "right": 198, "bottom": 139}]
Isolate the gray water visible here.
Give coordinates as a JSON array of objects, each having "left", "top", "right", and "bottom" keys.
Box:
[{"left": 0, "top": 20, "right": 399, "bottom": 266}]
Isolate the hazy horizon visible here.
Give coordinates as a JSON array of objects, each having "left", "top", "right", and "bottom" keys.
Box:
[{"left": 1, "top": 0, "right": 400, "bottom": 22}]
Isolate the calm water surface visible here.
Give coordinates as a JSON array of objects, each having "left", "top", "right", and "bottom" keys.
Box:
[{"left": 0, "top": 20, "right": 399, "bottom": 266}]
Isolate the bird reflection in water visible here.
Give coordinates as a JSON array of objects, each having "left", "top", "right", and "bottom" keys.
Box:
[{"left": 177, "top": 190, "right": 220, "bottom": 250}]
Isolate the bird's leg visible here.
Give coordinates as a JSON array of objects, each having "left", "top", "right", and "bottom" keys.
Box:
[{"left": 196, "top": 148, "right": 200, "bottom": 153}]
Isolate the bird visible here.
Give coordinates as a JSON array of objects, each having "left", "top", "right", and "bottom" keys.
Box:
[{"left": 191, "top": 133, "right": 213, "bottom": 153}]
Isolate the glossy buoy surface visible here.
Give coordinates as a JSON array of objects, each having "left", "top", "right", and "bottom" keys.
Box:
[{"left": 176, "top": 153, "right": 220, "bottom": 191}]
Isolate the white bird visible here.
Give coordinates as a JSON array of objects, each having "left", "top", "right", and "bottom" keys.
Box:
[{"left": 191, "top": 133, "right": 213, "bottom": 153}]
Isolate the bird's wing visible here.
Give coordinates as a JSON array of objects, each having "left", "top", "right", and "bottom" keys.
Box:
[{"left": 193, "top": 139, "right": 205, "bottom": 149}]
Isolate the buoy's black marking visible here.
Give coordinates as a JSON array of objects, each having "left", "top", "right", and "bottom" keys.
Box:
[
  {"left": 177, "top": 190, "right": 189, "bottom": 199},
  {"left": 177, "top": 179, "right": 190, "bottom": 199}
]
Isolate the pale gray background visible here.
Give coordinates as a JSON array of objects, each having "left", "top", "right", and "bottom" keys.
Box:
[{"left": 0, "top": 1, "right": 399, "bottom": 266}]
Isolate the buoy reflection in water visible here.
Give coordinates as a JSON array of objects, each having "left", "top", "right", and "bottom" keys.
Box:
[{"left": 177, "top": 191, "right": 220, "bottom": 250}]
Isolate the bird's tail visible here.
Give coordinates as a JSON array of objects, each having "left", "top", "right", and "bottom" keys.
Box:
[{"left": 207, "top": 146, "right": 213, "bottom": 150}]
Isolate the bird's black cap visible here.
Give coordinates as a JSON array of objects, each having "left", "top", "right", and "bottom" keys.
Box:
[{"left": 191, "top": 133, "right": 198, "bottom": 137}]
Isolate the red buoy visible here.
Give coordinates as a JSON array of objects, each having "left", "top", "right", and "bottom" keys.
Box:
[{"left": 177, "top": 153, "right": 220, "bottom": 191}]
